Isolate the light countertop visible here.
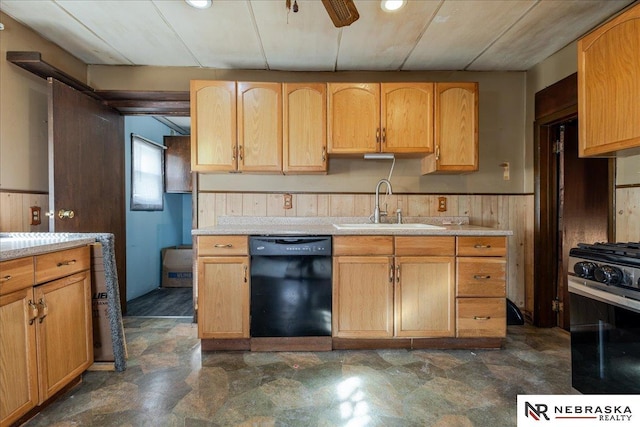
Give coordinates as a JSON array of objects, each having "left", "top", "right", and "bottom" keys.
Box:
[
  {"left": 192, "top": 217, "right": 513, "bottom": 237},
  {"left": 0, "top": 232, "right": 97, "bottom": 261}
]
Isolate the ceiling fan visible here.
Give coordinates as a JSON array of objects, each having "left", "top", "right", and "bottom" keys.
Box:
[{"left": 321, "top": 0, "right": 360, "bottom": 27}]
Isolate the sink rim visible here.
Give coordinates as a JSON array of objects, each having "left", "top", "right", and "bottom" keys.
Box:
[{"left": 332, "top": 223, "right": 445, "bottom": 230}]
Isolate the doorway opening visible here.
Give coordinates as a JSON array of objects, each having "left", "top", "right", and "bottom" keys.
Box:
[{"left": 534, "top": 74, "right": 613, "bottom": 329}]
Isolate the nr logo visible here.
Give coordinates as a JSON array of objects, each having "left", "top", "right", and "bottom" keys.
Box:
[{"left": 525, "top": 402, "right": 550, "bottom": 421}]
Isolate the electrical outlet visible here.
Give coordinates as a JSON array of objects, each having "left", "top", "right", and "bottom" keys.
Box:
[
  {"left": 437, "top": 197, "right": 447, "bottom": 212},
  {"left": 30, "top": 206, "right": 42, "bottom": 225},
  {"left": 283, "top": 193, "right": 293, "bottom": 210}
]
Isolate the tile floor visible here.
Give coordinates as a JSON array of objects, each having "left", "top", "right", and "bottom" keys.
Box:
[{"left": 23, "top": 319, "right": 572, "bottom": 427}]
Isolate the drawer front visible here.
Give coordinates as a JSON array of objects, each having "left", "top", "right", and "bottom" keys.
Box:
[
  {"left": 197, "top": 235, "right": 248, "bottom": 256},
  {"left": 0, "top": 257, "right": 34, "bottom": 295},
  {"left": 35, "top": 246, "right": 90, "bottom": 284},
  {"left": 457, "top": 258, "right": 506, "bottom": 297},
  {"left": 395, "top": 236, "right": 455, "bottom": 256},
  {"left": 457, "top": 236, "right": 507, "bottom": 257},
  {"left": 333, "top": 236, "right": 394, "bottom": 256},
  {"left": 456, "top": 297, "right": 506, "bottom": 337}
]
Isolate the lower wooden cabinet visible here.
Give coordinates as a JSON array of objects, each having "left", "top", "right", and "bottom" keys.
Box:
[
  {"left": 332, "top": 236, "right": 456, "bottom": 339},
  {"left": 0, "top": 247, "right": 93, "bottom": 427},
  {"left": 196, "top": 235, "right": 250, "bottom": 340},
  {"left": 455, "top": 236, "right": 507, "bottom": 338},
  {"left": 395, "top": 256, "right": 455, "bottom": 337},
  {"left": 332, "top": 255, "right": 394, "bottom": 338},
  {"left": 456, "top": 298, "right": 506, "bottom": 338},
  {"left": 0, "top": 287, "right": 39, "bottom": 426}
]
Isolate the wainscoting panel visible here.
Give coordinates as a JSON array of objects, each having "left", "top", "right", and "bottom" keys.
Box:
[
  {"left": 0, "top": 191, "right": 49, "bottom": 232},
  {"left": 616, "top": 186, "right": 640, "bottom": 242}
]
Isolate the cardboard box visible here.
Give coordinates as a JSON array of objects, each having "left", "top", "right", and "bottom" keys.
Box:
[
  {"left": 90, "top": 243, "right": 114, "bottom": 362},
  {"left": 161, "top": 246, "right": 193, "bottom": 288}
]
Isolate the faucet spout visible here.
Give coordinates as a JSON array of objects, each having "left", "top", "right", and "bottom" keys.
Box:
[{"left": 373, "top": 179, "right": 393, "bottom": 223}]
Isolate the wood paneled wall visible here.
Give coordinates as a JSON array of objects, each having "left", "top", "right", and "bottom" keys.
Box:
[
  {"left": 616, "top": 186, "right": 640, "bottom": 241},
  {"left": 0, "top": 191, "right": 49, "bottom": 232},
  {"left": 198, "top": 192, "right": 535, "bottom": 312}
]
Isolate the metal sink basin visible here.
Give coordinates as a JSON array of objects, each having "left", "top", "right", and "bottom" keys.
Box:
[{"left": 332, "top": 223, "right": 445, "bottom": 230}]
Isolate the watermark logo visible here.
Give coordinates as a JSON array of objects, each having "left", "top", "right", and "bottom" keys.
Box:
[
  {"left": 525, "top": 402, "right": 550, "bottom": 421},
  {"left": 518, "top": 395, "right": 637, "bottom": 426}
]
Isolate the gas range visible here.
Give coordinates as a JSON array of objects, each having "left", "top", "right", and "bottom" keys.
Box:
[{"left": 568, "top": 242, "right": 640, "bottom": 302}]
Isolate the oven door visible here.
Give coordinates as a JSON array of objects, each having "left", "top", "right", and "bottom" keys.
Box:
[{"left": 569, "top": 280, "right": 640, "bottom": 394}]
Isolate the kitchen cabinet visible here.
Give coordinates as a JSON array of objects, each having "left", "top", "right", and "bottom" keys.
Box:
[
  {"left": 455, "top": 236, "right": 507, "bottom": 338},
  {"left": 237, "top": 82, "right": 282, "bottom": 172},
  {"left": 327, "top": 83, "right": 434, "bottom": 155},
  {"left": 0, "top": 246, "right": 92, "bottom": 427},
  {"left": 196, "top": 236, "right": 249, "bottom": 339},
  {"left": 421, "top": 82, "right": 478, "bottom": 174},
  {"left": 578, "top": 3, "right": 640, "bottom": 157},
  {"left": 283, "top": 83, "right": 327, "bottom": 174},
  {"left": 333, "top": 236, "right": 394, "bottom": 338},
  {"left": 190, "top": 80, "right": 236, "bottom": 172},
  {"left": 164, "top": 135, "right": 192, "bottom": 193},
  {"left": 394, "top": 236, "right": 455, "bottom": 337},
  {"left": 332, "top": 235, "right": 455, "bottom": 339}
]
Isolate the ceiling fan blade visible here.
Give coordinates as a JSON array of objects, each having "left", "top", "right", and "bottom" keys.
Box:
[{"left": 321, "top": 0, "right": 360, "bottom": 27}]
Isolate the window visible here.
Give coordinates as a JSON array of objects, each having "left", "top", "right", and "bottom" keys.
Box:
[{"left": 131, "top": 134, "right": 165, "bottom": 211}]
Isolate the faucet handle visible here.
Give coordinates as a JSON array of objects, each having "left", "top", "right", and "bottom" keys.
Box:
[{"left": 396, "top": 208, "right": 403, "bottom": 224}]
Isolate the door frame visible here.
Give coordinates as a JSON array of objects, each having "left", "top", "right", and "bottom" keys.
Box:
[{"left": 533, "top": 73, "right": 615, "bottom": 327}]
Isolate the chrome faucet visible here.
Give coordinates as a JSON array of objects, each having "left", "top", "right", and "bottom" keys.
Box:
[{"left": 373, "top": 179, "right": 393, "bottom": 223}]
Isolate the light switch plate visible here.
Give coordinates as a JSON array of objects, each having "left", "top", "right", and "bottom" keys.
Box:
[{"left": 283, "top": 193, "right": 293, "bottom": 210}]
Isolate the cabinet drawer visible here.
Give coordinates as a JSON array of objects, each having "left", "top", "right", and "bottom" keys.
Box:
[
  {"left": 456, "top": 298, "right": 506, "bottom": 338},
  {"left": 0, "top": 257, "right": 34, "bottom": 295},
  {"left": 457, "top": 236, "right": 506, "bottom": 257},
  {"left": 457, "top": 258, "right": 506, "bottom": 297},
  {"left": 395, "top": 236, "right": 455, "bottom": 256},
  {"left": 35, "top": 246, "right": 90, "bottom": 284},
  {"left": 197, "top": 235, "right": 248, "bottom": 256},
  {"left": 333, "top": 236, "right": 393, "bottom": 256}
]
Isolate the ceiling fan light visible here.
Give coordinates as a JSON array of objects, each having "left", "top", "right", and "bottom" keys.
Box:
[
  {"left": 381, "top": 0, "right": 406, "bottom": 12},
  {"left": 185, "top": 0, "right": 212, "bottom": 9}
]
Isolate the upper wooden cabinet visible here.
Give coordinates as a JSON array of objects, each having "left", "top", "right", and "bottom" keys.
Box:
[
  {"left": 327, "top": 83, "right": 434, "bottom": 155},
  {"left": 191, "top": 80, "right": 236, "bottom": 172},
  {"left": 421, "top": 82, "right": 479, "bottom": 174},
  {"left": 283, "top": 83, "right": 327, "bottom": 174},
  {"left": 578, "top": 3, "right": 640, "bottom": 157},
  {"left": 164, "top": 135, "right": 192, "bottom": 193},
  {"left": 190, "top": 80, "right": 282, "bottom": 173},
  {"left": 237, "top": 82, "right": 282, "bottom": 172}
]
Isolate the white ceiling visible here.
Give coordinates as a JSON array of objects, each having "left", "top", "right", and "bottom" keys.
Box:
[{"left": 1, "top": 0, "right": 636, "bottom": 72}]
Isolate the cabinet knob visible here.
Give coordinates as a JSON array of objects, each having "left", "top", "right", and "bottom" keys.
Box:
[{"left": 28, "top": 300, "right": 39, "bottom": 325}]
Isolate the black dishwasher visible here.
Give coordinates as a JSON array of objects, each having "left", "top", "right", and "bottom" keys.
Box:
[{"left": 249, "top": 236, "right": 332, "bottom": 337}]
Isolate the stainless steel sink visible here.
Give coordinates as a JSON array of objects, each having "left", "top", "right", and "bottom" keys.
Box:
[{"left": 332, "top": 223, "right": 445, "bottom": 230}]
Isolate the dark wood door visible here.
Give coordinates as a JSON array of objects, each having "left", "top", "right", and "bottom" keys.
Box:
[
  {"left": 48, "top": 78, "right": 126, "bottom": 310},
  {"left": 556, "top": 120, "right": 609, "bottom": 329}
]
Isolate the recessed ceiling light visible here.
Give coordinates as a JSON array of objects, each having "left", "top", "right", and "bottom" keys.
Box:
[
  {"left": 381, "top": 0, "right": 406, "bottom": 12},
  {"left": 185, "top": 0, "right": 212, "bottom": 9}
]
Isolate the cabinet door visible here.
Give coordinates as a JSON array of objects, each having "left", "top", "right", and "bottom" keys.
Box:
[
  {"left": 34, "top": 271, "right": 93, "bottom": 403},
  {"left": 381, "top": 83, "right": 434, "bottom": 154},
  {"left": 333, "top": 256, "right": 393, "bottom": 338},
  {"left": 283, "top": 83, "right": 327, "bottom": 174},
  {"left": 237, "top": 82, "right": 282, "bottom": 172},
  {"left": 422, "top": 82, "right": 478, "bottom": 174},
  {"left": 197, "top": 256, "right": 249, "bottom": 339},
  {"left": 578, "top": 4, "right": 640, "bottom": 157},
  {"left": 164, "top": 135, "right": 192, "bottom": 193},
  {"left": 0, "top": 288, "right": 38, "bottom": 426},
  {"left": 190, "top": 80, "right": 237, "bottom": 172},
  {"left": 395, "top": 256, "right": 455, "bottom": 337},
  {"left": 327, "top": 83, "right": 380, "bottom": 154}
]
